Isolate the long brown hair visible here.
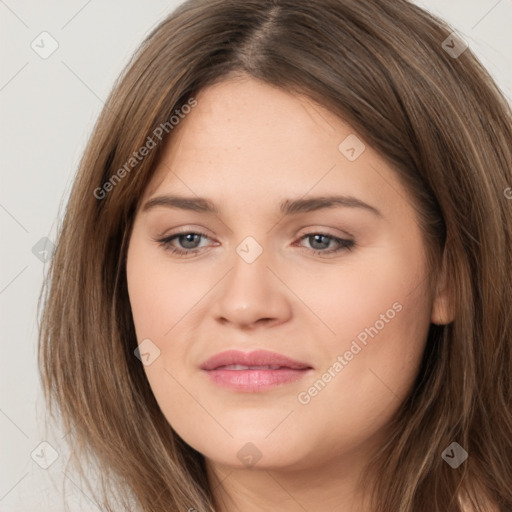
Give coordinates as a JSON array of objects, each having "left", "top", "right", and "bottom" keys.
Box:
[{"left": 37, "top": 0, "right": 512, "bottom": 510}]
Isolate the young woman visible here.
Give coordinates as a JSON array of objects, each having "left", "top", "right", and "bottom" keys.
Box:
[{"left": 38, "top": 0, "right": 512, "bottom": 510}]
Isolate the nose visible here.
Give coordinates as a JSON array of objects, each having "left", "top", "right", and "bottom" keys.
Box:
[{"left": 213, "top": 244, "right": 292, "bottom": 329}]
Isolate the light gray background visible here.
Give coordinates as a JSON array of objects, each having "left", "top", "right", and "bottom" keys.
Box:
[{"left": 1, "top": 0, "right": 511, "bottom": 510}]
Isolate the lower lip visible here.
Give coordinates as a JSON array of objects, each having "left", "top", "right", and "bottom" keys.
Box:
[{"left": 203, "top": 368, "right": 312, "bottom": 392}]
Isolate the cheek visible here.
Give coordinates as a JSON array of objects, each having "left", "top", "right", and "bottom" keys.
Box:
[
  {"left": 299, "top": 243, "right": 428, "bottom": 352},
  {"left": 295, "top": 239, "right": 431, "bottom": 401},
  {"left": 126, "top": 240, "right": 196, "bottom": 340},
  {"left": 126, "top": 242, "right": 199, "bottom": 433},
  {"left": 289, "top": 273, "right": 430, "bottom": 462}
]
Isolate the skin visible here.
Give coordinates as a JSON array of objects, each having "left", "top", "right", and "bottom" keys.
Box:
[{"left": 125, "top": 74, "right": 454, "bottom": 511}]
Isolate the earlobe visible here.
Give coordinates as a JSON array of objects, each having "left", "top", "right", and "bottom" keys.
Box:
[{"left": 431, "top": 251, "right": 455, "bottom": 325}]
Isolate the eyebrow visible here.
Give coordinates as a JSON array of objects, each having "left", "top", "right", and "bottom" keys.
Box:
[{"left": 142, "top": 194, "right": 382, "bottom": 217}]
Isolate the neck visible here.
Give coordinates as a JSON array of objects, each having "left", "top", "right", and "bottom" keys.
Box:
[{"left": 205, "top": 446, "right": 377, "bottom": 512}]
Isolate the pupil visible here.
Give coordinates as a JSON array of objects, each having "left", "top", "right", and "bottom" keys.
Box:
[
  {"left": 181, "top": 234, "right": 199, "bottom": 248},
  {"left": 311, "top": 234, "right": 329, "bottom": 249}
]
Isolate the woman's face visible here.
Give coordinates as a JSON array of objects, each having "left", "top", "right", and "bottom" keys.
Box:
[{"left": 126, "top": 76, "right": 449, "bottom": 474}]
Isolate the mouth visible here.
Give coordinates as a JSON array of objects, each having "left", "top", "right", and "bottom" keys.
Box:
[
  {"left": 200, "top": 350, "right": 313, "bottom": 392},
  {"left": 215, "top": 364, "right": 295, "bottom": 370}
]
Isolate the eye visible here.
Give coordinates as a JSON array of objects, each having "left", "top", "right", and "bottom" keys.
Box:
[
  {"left": 155, "top": 230, "right": 355, "bottom": 257},
  {"left": 295, "top": 233, "right": 355, "bottom": 256},
  {"left": 156, "top": 230, "right": 212, "bottom": 257}
]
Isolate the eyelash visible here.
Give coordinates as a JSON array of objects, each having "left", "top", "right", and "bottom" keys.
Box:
[{"left": 155, "top": 229, "right": 355, "bottom": 257}]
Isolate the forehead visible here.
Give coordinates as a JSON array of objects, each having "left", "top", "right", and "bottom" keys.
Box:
[{"left": 140, "top": 77, "right": 410, "bottom": 222}]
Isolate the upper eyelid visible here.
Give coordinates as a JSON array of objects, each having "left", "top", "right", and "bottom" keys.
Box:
[{"left": 159, "top": 224, "right": 354, "bottom": 239}]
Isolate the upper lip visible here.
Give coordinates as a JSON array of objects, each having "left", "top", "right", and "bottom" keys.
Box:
[{"left": 200, "top": 349, "right": 312, "bottom": 371}]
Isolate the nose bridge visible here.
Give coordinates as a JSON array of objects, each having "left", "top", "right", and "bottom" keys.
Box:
[{"left": 214, "top": 234, "right": 291, "bottom": 326}]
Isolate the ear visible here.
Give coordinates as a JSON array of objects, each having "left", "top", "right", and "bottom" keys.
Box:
[{"left": 431, "top": 250, "right": 455, "bottom": 325}]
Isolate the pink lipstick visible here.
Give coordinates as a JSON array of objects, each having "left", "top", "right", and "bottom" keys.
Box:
[{"left": 200, "top": 349, "right": 313, "bottom": 392}]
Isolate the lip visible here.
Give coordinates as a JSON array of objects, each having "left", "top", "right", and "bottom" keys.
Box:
[{"left": 200, "top": 349, "right": 313, "bottom": 392}]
